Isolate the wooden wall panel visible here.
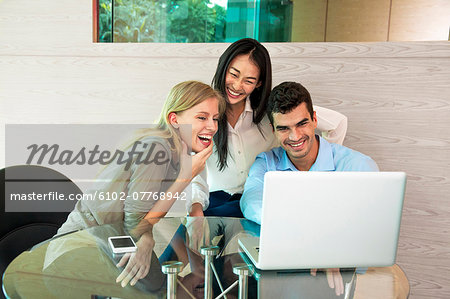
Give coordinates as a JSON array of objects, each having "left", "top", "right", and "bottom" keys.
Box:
[
  {"left": 326, "top": 0, "right": 391, "bottom": 41},
  {"left": 389, "top": 0, "right": 450, "bottom": 41},
  {"left": 291, "top": 0, "right": 450, "bottom": 42},
  {"left": 291, "top": 0, "right": 327, "bottom": 42},
  {"left": 0, "top": 56, "right": 216, "bottom": 123},
  {"left": 1, "top": 0, "right": 450, "bottom": 297},
  {"left": 0, "top": 0, "right": 92, "bottom": 53}
]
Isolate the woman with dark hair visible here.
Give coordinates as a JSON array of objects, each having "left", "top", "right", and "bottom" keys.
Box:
[
  {"left": 212, "top": 38, "right": 273, "bottom": 172},
  {"left": 187, "top": 38, "right": 347, "bottom": 217}
]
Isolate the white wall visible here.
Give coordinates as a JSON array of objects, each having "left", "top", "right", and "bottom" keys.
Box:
[{"left": 1, "top": 0, "right": 449, "bottom": 297}]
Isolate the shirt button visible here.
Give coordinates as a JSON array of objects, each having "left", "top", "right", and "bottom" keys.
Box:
[
  {"left": 240, "top": 171, "right": 244, "bottom": 174},
  {"left": 238, "top": 151, "right": 241, "bottom": 154}
]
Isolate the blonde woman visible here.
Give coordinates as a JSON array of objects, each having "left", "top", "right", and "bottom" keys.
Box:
[{"left": 57, "top": 80, "right": 225, "bottom": 287}]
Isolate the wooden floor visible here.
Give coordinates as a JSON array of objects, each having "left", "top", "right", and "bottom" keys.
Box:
[{"left": 0, "top": 1, "right": 449, "bottom": 297}]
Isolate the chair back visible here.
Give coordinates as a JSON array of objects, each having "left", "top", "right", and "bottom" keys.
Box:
[{"left": 0, "top": 165, "right": 82, "bottom": 286}]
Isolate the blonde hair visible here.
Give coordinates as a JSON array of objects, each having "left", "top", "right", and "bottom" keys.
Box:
[{"left": 135, "top": 81, "right": 225, "bottom": 153}]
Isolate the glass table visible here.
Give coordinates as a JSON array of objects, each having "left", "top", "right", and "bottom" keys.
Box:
[{"left": 2, "top": 217, "right": 409, "bottom": 298}]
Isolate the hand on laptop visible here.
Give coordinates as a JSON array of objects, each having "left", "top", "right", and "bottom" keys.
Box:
[{"left": 310, "top": 268, "right": 344, "bottom": 296}]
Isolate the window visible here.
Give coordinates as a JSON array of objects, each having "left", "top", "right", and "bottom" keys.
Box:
[{"left": 94, "top": 0, "right": 293, "bottom": 43}]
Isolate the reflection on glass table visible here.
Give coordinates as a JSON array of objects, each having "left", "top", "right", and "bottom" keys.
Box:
[{"left": 2, "top": 217, "right": 409, "bottom": 298}]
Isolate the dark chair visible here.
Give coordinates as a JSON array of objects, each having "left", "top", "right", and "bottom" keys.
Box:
[{"left": 0, "top": 165, "right": 82, "bottom": 295}]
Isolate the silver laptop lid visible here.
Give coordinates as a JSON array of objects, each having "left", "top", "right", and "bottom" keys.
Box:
[{"left": 258, "top": 171, "right": 406, "bottom": 270}]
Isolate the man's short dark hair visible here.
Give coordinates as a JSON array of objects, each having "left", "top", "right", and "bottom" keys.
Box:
[{"left": 267, "top": 81, "right": 314, "bottom": 125}]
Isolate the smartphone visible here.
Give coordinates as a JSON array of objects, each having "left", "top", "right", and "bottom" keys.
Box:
[{"left": 108, "top": 236, "right": 137, "bottom": 254}]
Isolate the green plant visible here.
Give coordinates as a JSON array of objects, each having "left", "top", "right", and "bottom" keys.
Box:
[
  {"left": 98, "top": 0, "right": 112, "bottom": 42},
  {"left": 102, "top": 0, "right": 226, "bottom": 42},
  {"left": 167, "top": 0, "right": 223, "bottom": 42},
  {"left": 113, "top": 0, "right": 164, "bottom": 42}
]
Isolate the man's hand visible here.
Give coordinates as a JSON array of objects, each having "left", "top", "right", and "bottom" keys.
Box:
[
  {"left": 310, "top": 268, "right": 344, "bottom": 296},
  {"left": 116, "top": 233, "right": 155, "bottom": 287}
]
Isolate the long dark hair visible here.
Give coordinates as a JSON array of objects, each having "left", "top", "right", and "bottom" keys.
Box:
[{"left": 212, "top": 38, "right": 272, "bottom": 171}]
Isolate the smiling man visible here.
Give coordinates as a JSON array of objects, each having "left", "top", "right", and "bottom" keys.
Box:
[{"left": 240, "top": 81, "right": 379, "bottom": 225}]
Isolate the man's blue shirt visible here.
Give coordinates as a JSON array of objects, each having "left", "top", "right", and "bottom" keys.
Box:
[{"left": 240, "top": 135, "right": 379, "bottom": 224}]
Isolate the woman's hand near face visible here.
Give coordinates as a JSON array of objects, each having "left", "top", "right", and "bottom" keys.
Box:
[
  {"left": 144, "top": 142, "right": 213, "bottom": 222},
  {"left": 180, "top": 141, "right": 214, "bottom": 181},
  {"left": 191, "top": 141, "right": 214, "bottom": 178}
]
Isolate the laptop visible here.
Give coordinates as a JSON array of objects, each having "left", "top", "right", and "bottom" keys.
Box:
[{"left": 239, "top": 171, "right": 406, "bottom": 270}]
